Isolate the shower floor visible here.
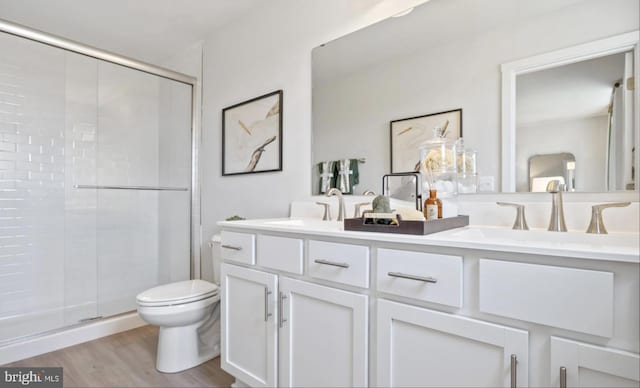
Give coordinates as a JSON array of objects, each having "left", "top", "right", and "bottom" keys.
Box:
[{"left": 4, "top": 325, "right": 234, "bottom": 387}]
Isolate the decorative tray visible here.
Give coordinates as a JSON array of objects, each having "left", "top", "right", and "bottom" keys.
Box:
[{"left": 343, "top": 214, "right": 469, "bottom": 235}]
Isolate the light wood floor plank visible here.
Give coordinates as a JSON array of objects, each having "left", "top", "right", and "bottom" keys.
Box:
[{"left": 4, "top": 325, "right": 234, "bottom": 387}]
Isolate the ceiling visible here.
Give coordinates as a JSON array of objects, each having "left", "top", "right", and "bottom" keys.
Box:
[
  {"left": 313, "top": 0, "right": 586, "bottom": 82},
  {"left": 0, "top": 0, "right": 261, "bottom": 65}
]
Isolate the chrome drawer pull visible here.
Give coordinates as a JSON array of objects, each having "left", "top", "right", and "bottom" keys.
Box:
[
  {"left": 560, "top": 367, "right": 567, "bottom": 388},
  {"left": 279, "top": 292, "right": 288, "bottom": 328},
  {"left": 314, "top": 259, "right": 350, "bottom": 269},
  {"left": 511, "top": 354, "right": 517, "bottom": 388},
  {"left": 221, "top": 244, "right": 242, "bottom": 251},
  {"left": 264, "top": 288, "right": 272, "bottom": 322},
  {"left": 387, "top": 272, "right": 437, "bottom": 283}
]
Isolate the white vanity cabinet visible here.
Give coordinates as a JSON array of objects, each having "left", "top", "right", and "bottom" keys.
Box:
[
  {"left": 220, "top": 234, "right": 369, "bottom": 388},
  {"left": 550, "top": 337, "right": 640, "bottom": 388},
  {"left": 218, "top": 224, "right": 639, "bottom": 388},
  {"left": 377, "top": 299, "right": 529, "bottom": 387},
  {"left": 279, "top": 277, "right": 368, "bottom": 387},
  {"left": 220, "top": 263, "right": 278, "bottom": 388}
]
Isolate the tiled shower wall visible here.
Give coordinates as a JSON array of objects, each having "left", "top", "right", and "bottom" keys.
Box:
[
  {"left": 0, "top": 31, "right": 191, "bottom": 343},
  {"left": 0, "top": 34, "right": 67, "bottom": 340}
]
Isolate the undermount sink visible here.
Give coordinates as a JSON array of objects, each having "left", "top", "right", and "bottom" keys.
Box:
[{"left": 434, "top": 226, "right": 639, "bottom": 251}]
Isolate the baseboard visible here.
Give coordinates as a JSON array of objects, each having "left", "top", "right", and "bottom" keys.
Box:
[{"left": 0, "top": 312, "right": 146, "bottom": 365}]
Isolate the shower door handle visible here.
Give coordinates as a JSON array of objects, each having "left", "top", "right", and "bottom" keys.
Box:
[{"left": 74, "top": 184, "right": 188, "bottom": 191}]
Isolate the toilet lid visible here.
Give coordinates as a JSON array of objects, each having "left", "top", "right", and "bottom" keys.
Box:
[{"left": 136, "top": 280, "right": 218, "bottom": 306}]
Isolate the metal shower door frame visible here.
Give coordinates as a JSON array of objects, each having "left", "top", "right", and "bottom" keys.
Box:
[{"left": 0, "top": 18, "right": 202, "bottom": 279}]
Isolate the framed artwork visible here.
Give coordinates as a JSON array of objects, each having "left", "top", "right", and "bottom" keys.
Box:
[
  {"left": 390, "top": 108, "right": 462, "bottom": 173},
  {"left": 222, "top": 90, "right": 283, "bottom": 176}
]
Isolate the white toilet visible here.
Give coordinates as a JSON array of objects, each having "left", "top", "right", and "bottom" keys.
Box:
[{"left": 136, "top": 235, "right": 223, "bottom": 373}]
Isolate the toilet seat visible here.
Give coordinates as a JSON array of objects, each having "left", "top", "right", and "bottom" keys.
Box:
[{"left": 136, "top": 279, "right": 219, "bottom": 307}]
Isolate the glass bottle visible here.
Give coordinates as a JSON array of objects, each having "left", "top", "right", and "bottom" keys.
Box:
[
  {"left": 418, "top": 127, "right": 458, "bottom": 196},
  {"left": 456, "top": 138, "right": 478, "bottom": 193},
  {"left": 424, "top": 189, "right": 442, "bottom": 220}
]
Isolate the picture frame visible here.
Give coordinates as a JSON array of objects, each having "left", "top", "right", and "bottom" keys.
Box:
[
  {"left": 222, "top": 90, "right": 283, "bottom": 176},
  {"left": 390, "top": 108, "right": 462, "bottom": 173}
]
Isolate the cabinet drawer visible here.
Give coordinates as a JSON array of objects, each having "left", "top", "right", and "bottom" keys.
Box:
[
  {"left": 479, "top": 259, "right": 613, "bottom": 337},
  {"left": 308, "top": 240, "right": 370, "bottom": 288},
  {"left": 257, "top": 235, "right": 304, "bottom": 274},
  {"left": 220, "top": 231, "right": 255, "bottom": 265},
  {"left": 376, "top": 249, "right": 463, "bottom": 308}
]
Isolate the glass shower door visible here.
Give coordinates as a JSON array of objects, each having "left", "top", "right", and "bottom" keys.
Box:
[
  {"left": 0, "top": 28, "right": 192, "bottom": 345},
  {"left": 0, "top": 31, "right": 68, "bottom": 342},
  {"left": 95, "top": 61, "right": 191, "bottom": 317}
]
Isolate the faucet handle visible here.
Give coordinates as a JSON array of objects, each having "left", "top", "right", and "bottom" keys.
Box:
[
  {"left": 586, "top": 202, "right": 631, "bottom": 234},
  {"left": 496, "top": 202, "right": 529, "bottom": 230},
  {"left": 354, "top": 202, "right": 372, "bottom": 218},
  {"left": 315, "top": 202, "right": 332, "bottom": 221}
]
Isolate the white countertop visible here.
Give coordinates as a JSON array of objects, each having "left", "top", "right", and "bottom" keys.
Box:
[{"left": 218, "top": 218, "right": 640, "bottom": 263}]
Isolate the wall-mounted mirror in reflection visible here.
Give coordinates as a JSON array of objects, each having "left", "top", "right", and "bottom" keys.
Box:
[
  {"left": 515, "top": 50, "right": 635, "bottom": 192},
  {"left": 311, "top": 0, "right": 639, "bottom": 194},
  {"left": 503, "top": 34, "right": 638, "bottom": 192}
]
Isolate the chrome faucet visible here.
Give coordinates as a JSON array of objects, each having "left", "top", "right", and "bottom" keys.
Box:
[
  {"left": 546, "top": 180, "right": 567, "bottom": 232},
  {"left": 354, "top": 202, "right": 372, "bottom": 218},
  {"left": 326, "top": 188, "right": 346, "bottom": 221},
  {"left": 496, "top": 202, "right": 529, "bottom": 230},
  {"left": 586, "top": 202, "right": 631, "bottom": 234},
  {"left": 315, "top": 202, "right": 332, "bottom": 221}
]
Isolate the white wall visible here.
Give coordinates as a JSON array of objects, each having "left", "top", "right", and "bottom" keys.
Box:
[
  {"left": 198, "top": 0, "right": 428, "bottom": 262},
  {"left": 516, "top": 115, "right": 608, "bottom": 192},
  {"left": 313, "top": 0, "right": 639, "bottom": 193}
]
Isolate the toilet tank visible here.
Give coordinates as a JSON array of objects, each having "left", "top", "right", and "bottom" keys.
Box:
[{"left": 209, "top": 234, "right": 222, "bottom": 285}]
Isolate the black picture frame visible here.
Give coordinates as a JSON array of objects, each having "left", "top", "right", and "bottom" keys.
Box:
[
  {"left": 389, "top": 108, "right": 463, "bottom": 173},
  {"left": 222, "top": 90, "right": 283, "bottom": 176}
]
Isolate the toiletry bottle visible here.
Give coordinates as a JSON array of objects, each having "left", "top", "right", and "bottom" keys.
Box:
[{"left": 424, "top": 189, "right": 442, "bottom": 220}]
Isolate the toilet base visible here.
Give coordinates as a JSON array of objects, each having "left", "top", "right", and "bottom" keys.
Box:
[{"left": 155, "top": 305, "right": 220, "bottom": 373}]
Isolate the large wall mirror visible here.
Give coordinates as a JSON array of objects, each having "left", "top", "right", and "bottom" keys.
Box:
[{"left": 311, "top": 0, "right": 639, "bottom": 195}]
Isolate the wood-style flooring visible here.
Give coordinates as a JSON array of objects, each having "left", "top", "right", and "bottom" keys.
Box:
[{"left": 5, "top": 325, "right": 234, "bottom": 387}]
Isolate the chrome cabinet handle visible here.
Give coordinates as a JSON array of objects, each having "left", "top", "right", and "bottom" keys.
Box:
[
  {"left": 314, "top": 259, "right": 350, "bottom": 268},
  {"left": 511, "top": 354, "right": 517, "bottom": 388},
  {"left": 221, "top": 244, "right": 242, "bottom": 251},
  {"left": 387, "top": 272, "right": 437, "bottom": 284},
  {"left": 279, "top": 292, "right": 288, "bottom": 328},
  {"left": 560, "top": 367, "right": 567, "bottom": 388},
  {"left": 264, "top": 288, "right": 272, "bottom": 322}
]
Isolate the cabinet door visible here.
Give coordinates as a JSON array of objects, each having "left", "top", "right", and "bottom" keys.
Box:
[
  {"left": 221, "top": 264, "right": 278, "bottom": 387},
  {"left": 377, "top": 299, "right": 529, "bottom": 387},
  {"left": 279, "top": 277, "right": 368, "bottom": 387},
  {"left": 550, "top": 336, "right": 639, "bottom": 387}
]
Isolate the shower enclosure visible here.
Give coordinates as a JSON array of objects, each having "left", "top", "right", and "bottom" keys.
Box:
[{"left": 0, "top": 21, "right": 197, "bottom": 345}]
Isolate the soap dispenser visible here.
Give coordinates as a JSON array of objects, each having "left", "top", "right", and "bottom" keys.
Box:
[{"left": 424, "top": 189, "right": 442, "bottom": 220}]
